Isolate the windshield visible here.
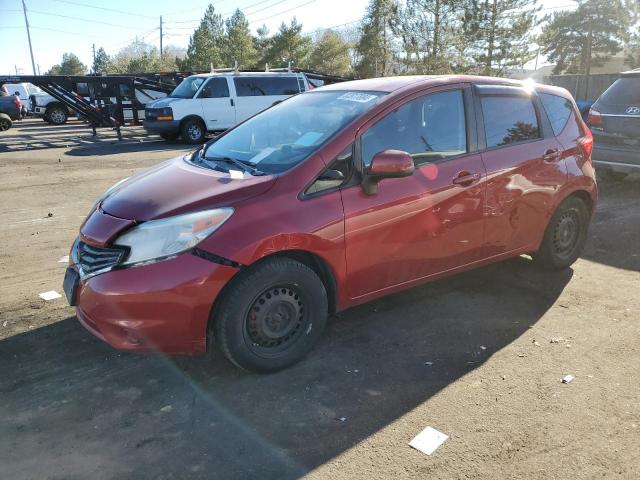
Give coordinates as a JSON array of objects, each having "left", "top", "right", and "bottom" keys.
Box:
[
  {"left": 203, "top": 90, "right": 385, "bottom": 174},
  {"left": 170, "top": 77, "right": 206, "bottom": 99},
  {"left": 599, "top": 78, "right": 640, "bottom": 105}
]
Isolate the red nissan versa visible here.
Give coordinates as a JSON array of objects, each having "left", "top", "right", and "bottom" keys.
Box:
[{"left": 63, "top": 75, "right": 597, "bottom": 373}]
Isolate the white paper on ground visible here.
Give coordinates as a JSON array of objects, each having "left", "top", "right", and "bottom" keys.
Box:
[
  {"left": 39, "top": 290, "right": 62, "bottom": 301},
  {"left": 58, "top": 255, "right": 69, "bottom": 263},
  {"left": 562, "top": 374, "right": 575, "bottom": 384},
  {"left": 409, "top": 426, "right": 449, "bottom": 455}
]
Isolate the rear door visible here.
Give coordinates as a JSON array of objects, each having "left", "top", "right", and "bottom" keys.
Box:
[
  {"left": 199, "top": 77, "right": 235, "bottom": 130},
  {"left": 476, "top": 85, "right": 566, "bottom": 257},
  {"left": 232, "top": 76, "right": 301, "bottom": 123},
  {"left": 341, "top": 85, "right": 487, "bottom": 299}
]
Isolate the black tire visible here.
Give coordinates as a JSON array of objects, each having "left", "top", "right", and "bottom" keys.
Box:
[
  {"left": 180, "top": 118, "right": 205, "bottom": 144},
  {"left": 213, "top": 257, "right": 328, "bottom": 373},
  {"left": 160, "top": 132, "right": 180, "bottom": 142},
  {"left": 0, "top": 114, "right": 12, "bottom": 131},
  {"left": 45, "top": 105, "right": 68, "bottom": 125},
  {"left": 533, "top": 196, "right": 590, "bottom": 271}
]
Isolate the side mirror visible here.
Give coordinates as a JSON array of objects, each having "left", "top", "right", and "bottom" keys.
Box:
[
  {"left": 362, "top": 150, "right": 415, "bottom": 195},
  {"left": 14, "top": 91, "right": 20, "bottom": 97}
]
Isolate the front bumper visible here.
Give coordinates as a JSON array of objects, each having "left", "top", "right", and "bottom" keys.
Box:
[
  {"left": 143, "top": 119, "right": 181, "bottom": 136},
  {"left": 593, "top": 142, "right": 640, "bottom": 170},
  {"left": 72, "top": 252, "right": 238, "bottom": 355}
]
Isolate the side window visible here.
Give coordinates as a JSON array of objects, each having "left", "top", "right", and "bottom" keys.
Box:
[
  {"left": 199, "top": 78, "right": 229, "bottom": 99},
  {"left": 481, "top": 96, "right": 540, "bottom": 148},
  {"left": 234, "top": 77, "right": 300, "bottom": 96},
  {"left": 305, "top": 144, "right": 353, "bottom": 196},
  {"left": 539, "top": 92, "right": 574, "bottom": 136},
  {"left": 361, "top": 90, "right": 467, "bottom": 167}
]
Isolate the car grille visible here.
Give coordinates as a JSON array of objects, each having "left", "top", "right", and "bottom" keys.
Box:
[{"left": 77, "top": 241, "right": 126, "bottom": 275}]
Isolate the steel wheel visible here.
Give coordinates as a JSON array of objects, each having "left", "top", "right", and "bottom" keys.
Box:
[{"left": 552, "top": 210, "right": 580, "bottom": 260}]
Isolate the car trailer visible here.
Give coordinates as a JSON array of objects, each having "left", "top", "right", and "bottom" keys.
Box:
[{"left": 0, "top": 74, "right": 182, "bottom": 139}]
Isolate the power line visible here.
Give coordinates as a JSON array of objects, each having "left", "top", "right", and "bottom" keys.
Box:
[
  {"left": 48, "top": 0, "right": 156, "bottom": 19},
  {"left": 28, "top": 8, "right": 152, "bottom": 29},
  {"left": 248, "top": 0, "right": 317, "bottom": 24},
  {"left": 165, "top": 0, "right": 288, "bottom": 25}
]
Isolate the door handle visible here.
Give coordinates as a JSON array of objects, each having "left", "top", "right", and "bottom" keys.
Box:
[
  {"left": 452, "top": 172, "right": 481, "bottom": 186},
  {"left": 543, "top": 148, "right": 561, "bottom": 161},
  {"left": 230, "top": 98, "right": 234, "bottom": 107}
]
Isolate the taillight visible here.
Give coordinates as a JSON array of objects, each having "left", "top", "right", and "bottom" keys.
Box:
[
  {"left": 14, "top": 97, "right": 21, "bottom": 108},
  {"left": 578, "top": 128, "right": 593, "bottom": 159},
  {"left": 587, "top": 108, "right": 602, "bottom": 127}
]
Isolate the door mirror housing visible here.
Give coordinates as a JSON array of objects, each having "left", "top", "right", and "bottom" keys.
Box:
[{"left": 362, "top": 150, "right": 415, "bottom": 195}]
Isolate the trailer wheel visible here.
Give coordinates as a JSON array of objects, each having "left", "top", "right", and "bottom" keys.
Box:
[{"left": 46, "top": 105, "right": 68, "bottom": 125}]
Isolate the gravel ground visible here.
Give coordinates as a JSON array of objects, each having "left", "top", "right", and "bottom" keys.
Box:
[{"left": 0, "top": 118, "right": 639, "bottom": 480}]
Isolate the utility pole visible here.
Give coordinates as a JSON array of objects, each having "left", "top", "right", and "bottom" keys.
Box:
[
  {"left": 160, "top": 16, "right": 163, "bottom": 56},
  {"left": 584, "top": 14, "right": 594, "bottom": 101},
  {"left": 21, "top": 0, "right": 37, "bottom": 75},
  {"left": 92, "top": 43, "right": 96, "bottom": 73}
]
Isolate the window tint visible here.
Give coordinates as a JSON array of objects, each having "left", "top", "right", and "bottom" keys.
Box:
[
  {"left": 481, "top": 96, "right": 540, "bottom": 148},
  {"left": 599, "top": 78, "right": 640, "bottom": 105},
  {"left": 540, "top": 93, "right": 573, "bottom": 136},
  {"left": 362, "top": 90, "right": 467, "bottom": 167},
  {"left": 305, "top": 144, "right": 353, "bottom": 195},
  {"left": 199, "top": 78, "right": 229, "bottom": 98},
  {"left": 233, "top": 76, "right": 300, "bottom": 96}
]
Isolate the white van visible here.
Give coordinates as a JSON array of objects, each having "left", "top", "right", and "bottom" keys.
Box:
[{"left": 143, "top": 72, "right": 310, "bottom": 143}]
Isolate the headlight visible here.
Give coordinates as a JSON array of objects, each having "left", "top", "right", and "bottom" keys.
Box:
[
  {"left": 157, "top": 106, "right": 173, "bottom": 121},
  {"left": 114, "top": 208, "right": 233, "bottom": 266}
]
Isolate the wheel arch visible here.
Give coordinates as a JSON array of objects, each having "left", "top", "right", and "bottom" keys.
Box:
[{"left": 179, "top": 114, "right": 206, "bottom": 130}]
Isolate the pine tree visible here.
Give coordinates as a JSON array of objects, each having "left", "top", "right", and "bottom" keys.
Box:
[
  {"left": 462, "top": 0, "right": 539, "bottom": 75},
  {"left": 264, "top": 18, "right": 311, "bottom": 68},
  {"left": 185, "top": 3, "right": 225, "bottom": 70},
  {"left": 355, "top": 0, "right": 401, "bottom": 77},
  {"left": 223, "top": 9, "right": 257, "bottom": 68},
  {"left": 539, "top": 0, "right": 630, "bottom": 74},
  {"left": 254, "top": 25, "right": 272, "bottom": 69},
  {"left": 309, "top": 30, "right": 352, "bottom": 76},
  {"left": 47, "top": 53, "right": 86, "bottom": 75},
  {"left": 92, "top": 47, "right": 110, "bottom": 73}
]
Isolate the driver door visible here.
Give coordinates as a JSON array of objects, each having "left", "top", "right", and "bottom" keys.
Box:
[
  {"left": 199, "top": 77, "right": 236, "bottom": 131},
  {"left": 341, "top": 86, "right": 487, "bottom": 300}
]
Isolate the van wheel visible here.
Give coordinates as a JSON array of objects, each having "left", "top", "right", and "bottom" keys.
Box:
[
  {"left": 180, "top": 118, "right": 205, "bottom": 144},
  {"left": 532, "top": 196, "right": 590, "bottom": 271},
  {"left": 213, "top": 257, "right": 328, "bottom": 373},
  {"left": 46, "top": 106, "right": 68, "bottom": 125}
]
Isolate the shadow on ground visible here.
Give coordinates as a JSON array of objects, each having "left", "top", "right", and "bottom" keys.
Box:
[{"left": 0, "top": 259, "right": 572, "bottom": 480}]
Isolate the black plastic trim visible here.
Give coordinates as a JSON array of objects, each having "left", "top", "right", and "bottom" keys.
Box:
[{"left": 192, "top": 248, "right": 244, "bottom": 269}]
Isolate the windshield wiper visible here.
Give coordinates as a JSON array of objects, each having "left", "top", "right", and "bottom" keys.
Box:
[{"left": 206, "top": 155, "right": 266, "bottom": 176}]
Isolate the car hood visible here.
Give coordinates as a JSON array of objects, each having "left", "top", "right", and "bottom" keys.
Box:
[
  {"left": 100, "top": 155, "right": 277, "bottom": 221},
  {"left": 146, "top": 97, "right": 185, "bottom": 108}
]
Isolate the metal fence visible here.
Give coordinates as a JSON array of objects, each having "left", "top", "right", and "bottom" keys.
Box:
[{"left": 542, "top": 74, "right": 621, "bottom": 102}]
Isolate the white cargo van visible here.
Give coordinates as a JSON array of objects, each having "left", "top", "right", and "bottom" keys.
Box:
[{"left": 144, "top": 72, "right": 310, "bottom": 143}]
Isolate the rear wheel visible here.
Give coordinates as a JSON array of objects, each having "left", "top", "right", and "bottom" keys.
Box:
[
  {"left": 180, "top": 118, "right": 205, "bottom": 144},
  {"left": 46, "top": 105, "right": 68, "bottom": 125},
  {"left": 533, "top": 196, "right": 590, "bottom": 270},
  {"left": 213, "top": 257, "right": 328, "bottom": 373},
  {"left": 0, "top": 114, "right": 12, "bottom": 131}
]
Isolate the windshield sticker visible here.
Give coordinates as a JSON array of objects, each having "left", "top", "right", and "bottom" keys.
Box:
[
  {"left": 229, "top": 169, "right": 244, "bottom": 179},
  {"left": 338, "top": 92, "right": 378, "bottom": 103},
  {"left": 249, "top": 147, "right": 276, "bottom": 164},
  {"left": 294, "top": 131, "right": 323, "bottom": 147}
]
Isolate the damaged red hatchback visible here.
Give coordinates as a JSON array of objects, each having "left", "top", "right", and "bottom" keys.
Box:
[{"left": 64, "top": 76, "right": 596, "bottom": 372}]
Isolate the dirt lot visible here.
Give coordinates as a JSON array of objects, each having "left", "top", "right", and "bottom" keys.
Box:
[{"left": 1, "top": 118, "right": 639, "bottom": 480}]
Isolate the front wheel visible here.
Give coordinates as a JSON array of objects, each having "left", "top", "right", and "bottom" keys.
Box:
[
  {"left": 180, "top": 118, "right": 205, "bottom": 144},
  {"left": 46, "top": 105, "right": 68, "bottom": 125},
  {"left": 532, "top": 196, "right": 590, "bottom": 270},
  {"left": 213, "top": 257, "right": 328, "bottom": 373}
]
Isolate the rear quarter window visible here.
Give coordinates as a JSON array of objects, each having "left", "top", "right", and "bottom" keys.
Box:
[
  {"left": 539, "top": 93, "right": 574, "bottom": 136},
  {"left": 234, "top": 77, "right": 300, "bottom": 97},
  {"left": 481, "top": 96, "right": 540, "bottom": 148}
]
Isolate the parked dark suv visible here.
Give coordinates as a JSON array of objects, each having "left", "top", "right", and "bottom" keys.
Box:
[{"left": 588, "top": 70, "right": 640, "bottom": 179}]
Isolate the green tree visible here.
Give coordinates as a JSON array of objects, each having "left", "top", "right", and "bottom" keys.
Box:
[
  {"left": 47, "top": 53, "right": 86, "bottom": 75},
  {"left": 254, "top": 24, "right": 272, "bottom": 68},
  {"left": 184, "top": 3, "right": 225, "bottom": 70},
  {"left": 309, "top": 30, "right": 352, "bottom": 76},
  {"left": 355, "top": 0, "right": 401, "bottom": 77},
  {"left": 623, "top": 0, "right": 640, "bottom": 68},
  {"left": 264, "top": 18, "right": 311, "bottom": 68},
  {"left": 92, "top": 47, "right": 110, "bottom": 73},
  {"left": 462, "top": 0, "right": 539, "bottom": 75},
  {"left": 222, "top": 9, "right": 257, "bottom": 68},
  {"left": 539, "top": 0, "right": 630, "bottom": 74},
  {"left": 110, "top": 39, "right": 161, "bottom": 73}
]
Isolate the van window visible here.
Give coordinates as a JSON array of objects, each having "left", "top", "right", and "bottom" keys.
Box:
[
  {"left": 199, "top": 78, "right": 229, "bottom": 98},
  {"left": 362, "top": 90, "right": 467, "bottom": 167},
  {"left": 481, "top": 96, "right": 540, "bottom": 148},
  {"left": 233, "top": 76, "right": 300, "bottom": 96},
  {"left": 170, "top": 77, "right": 206, "bottom": 99},
  {"left": 539, "top": 93, "right": 573, "bottom": 136}
]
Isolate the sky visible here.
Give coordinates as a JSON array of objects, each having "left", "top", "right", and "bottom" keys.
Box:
[{"left": 0, "top": 0, "right": 579, "bottom": 75}]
